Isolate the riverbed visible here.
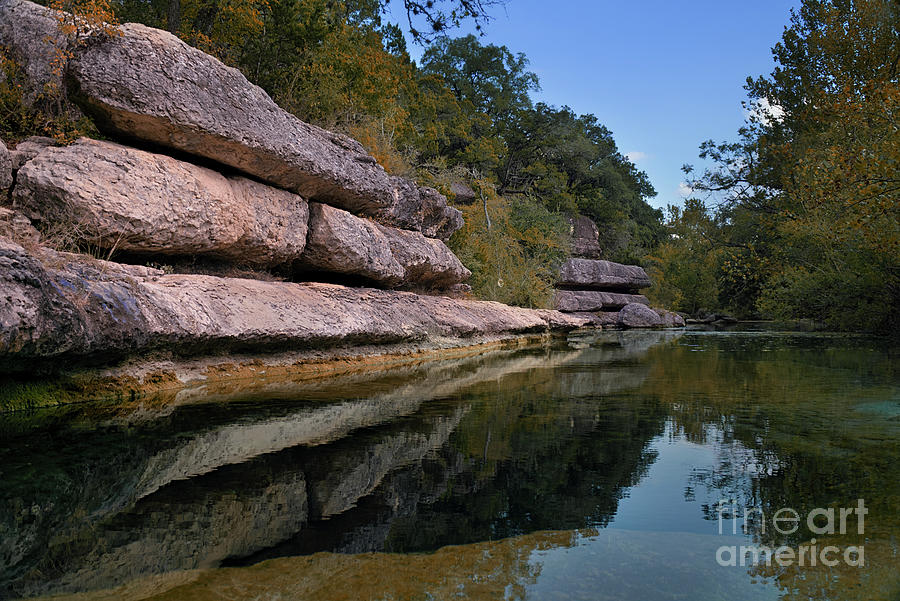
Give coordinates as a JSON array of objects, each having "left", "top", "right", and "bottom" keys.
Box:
[{"left": 1, "top": 329, "right": 897, "bottom": 600}]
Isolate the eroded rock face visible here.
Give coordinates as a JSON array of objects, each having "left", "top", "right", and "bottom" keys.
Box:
[
  {"left": 618, "top": 303, "right": 663, "bottom": 328},
  {"left": 557, "top": 258, "right": 651, "bottom": 291},
  {"left": 553, "top": 289, "right": 650, "bottom": 312},
  {"left": 301, "top": 202, "right": 470, "bottom": 289},
  {"left": 52, "top": 10, "right": 460, "bottom": 237},
  {"left": 0, "top": 138, "right": 11, "bottom": 190},
  {"left": 0, "top": 237, "right": 584, "bottom": 371},
  {"left": 8, "top": 135, "right": 55, "bottom": 171},
  {"left": 569, "top": 215, "right": 602, "bottom": 259},
  {"left": 14, "top": 138, "right": 309, "bottom": 267}
]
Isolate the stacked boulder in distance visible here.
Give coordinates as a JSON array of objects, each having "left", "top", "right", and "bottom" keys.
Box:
[{"left": 553, "top": 216, "right": 684, "bottom": 328}]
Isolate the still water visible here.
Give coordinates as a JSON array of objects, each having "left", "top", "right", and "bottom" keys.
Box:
[{"left": 0, "top": 330, "right": 898, "bottom": 600}]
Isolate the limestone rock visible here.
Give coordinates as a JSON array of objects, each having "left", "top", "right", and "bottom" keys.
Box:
[
  {"left": 568, "top": 215, "right": 602, "bottom": 259},
  {"left": 557, "top": 258, "right": 651, "bottom": 291},
  {"left": 0, "top": 138, "right": 11, "bottom": 190},
  {"left": 387, "top": 225, "right": 471, "bottom": 290},
  {"left": 655, "top": 309, "right": 685, "bottom": 328},
  {"left": 9, "top": 136, "right": 55, "bottom": 171},
  {"left": 0, "top": 207, "right": 40, "bottom": 246},
  {"left": 301, "top": 202, "right": 404, "bottom": 286},
  {"left": 533, "top": 310, "right": 590, "bottom": 330},
  {"left": 553, "top": 289, "right": 650, "bottom": 312},
  {"left": 618, "top": 303, "right": 663, "bottom": 328},
  {"left": 13, "top": 138, "right": 309, "bottom": 267},
  {"left": 0, "top": 237, "right": 579, "bottom": 372},
  {"left": 568, "top": 311, "right": 620, "bottom": 327},
  {"left": 55, "top": 10, "right": 461, "bottom": 237},
  {"left": 450, "top": 182, "right": 477, "bottom": 204},
  {"left": 301, "top": 202, "right": 470, "bottom": 290}
]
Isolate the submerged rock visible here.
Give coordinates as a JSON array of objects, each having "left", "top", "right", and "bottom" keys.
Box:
[
  {"left": 557, "top": 258, "right": 651, "bottom": 292},
  {"left": 14, "top": 138, "right": 309, "bottom": 267},
  {"left": 553, "top": 289, "right": 650, "bottom": 312},
  {"left": 0, "top": 138, "right": 11, "bottom": 190},
  {"left": 0, "top": 237, "right": 584, "bottom": 372}
]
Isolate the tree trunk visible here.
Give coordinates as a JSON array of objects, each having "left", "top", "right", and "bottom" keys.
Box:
[{"left": 167, "top": 0, "right": 180, "bottom": 34}]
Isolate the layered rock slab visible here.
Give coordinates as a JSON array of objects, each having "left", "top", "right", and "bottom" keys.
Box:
[
  {"left": 14, "top": 138, "right": 309, "bottom": 267},
  {"left": 2, "top": 0, "right": 464, "bottom": 237},
  {"left": 557, "top": 258, "right": 651, "bottom": 292},
  {"left": 301, "top": 202, "right": 470, "bottom": 289},
  {"left": 0, "top": 237, "right": 585, "bottom": 371},
  {"left": 553, "top": 289, "right": 650, "bottom": 312}
]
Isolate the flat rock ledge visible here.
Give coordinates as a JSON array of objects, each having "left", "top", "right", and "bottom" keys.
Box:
[
  {"left": 557, "top": 258, "right": 652, "bottom": 292},
  {"left": 552, "top": 289, "right": 650, "bottom": 312},
  {"left": 0, "top": 237, "right": 586, "bottom": 373}
]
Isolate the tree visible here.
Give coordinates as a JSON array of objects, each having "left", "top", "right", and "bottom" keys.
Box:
[
  {"left": 420, "top": 34, "right": 539, "bottom": 127},
  {"left": 502, "top": 103, "right": 662, "bottom": 261},
  {"left": 684, "top": 0, "right": 899, "bottom": 332}
]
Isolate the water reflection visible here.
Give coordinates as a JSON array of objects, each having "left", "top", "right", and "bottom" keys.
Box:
[{"left": 0, "top": 330, "right": 898, "bottom": 600}]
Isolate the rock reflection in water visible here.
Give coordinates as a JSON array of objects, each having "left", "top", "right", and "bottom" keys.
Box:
[
  {"left": 0, "top": 331, "right": 672, "bottom": 599},
  {"left": 3, "top": 330, "right": 898, "bottom": 601}
]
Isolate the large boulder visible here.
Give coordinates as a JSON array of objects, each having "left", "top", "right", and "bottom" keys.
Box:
[
  {"left": 553, "top": 289, "right": 650, "bottom": 312},
  {"left": 557, "top": 258, "right": 651, "bottom": 291},
  {"left": 301, "top": 202, "right": 470, "bottom": 290},
  {"left": 13, "top": 138, "right": 309, "bottom": 267},
  {"left": 617, "top": 303, "right": 663, "bottom": 328},
  {"left": 568, "top": 215, "right": 602, "bottom": 259},
  {"left": 0, "top": 237, "right": 582, "bottom": 372},
  {"left": 0, "top": 138, "right": 11, "bottom": 191},
  {"left": 1, "top": 0, "right": 465, "bottom": 238}
]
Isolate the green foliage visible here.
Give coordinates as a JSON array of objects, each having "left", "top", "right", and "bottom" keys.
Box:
[
  {"left": 679, "top": 0, "right": 899, "bottom": 333},
  {"left": 450, "top": 182, "right": 569, "bottom": 308},
  {"left": 501, "top": 103, "right": 662, "bottom": 261},
  {"left": 0, "top": 50, "right": 98, "bottom": 143},
  {"left": 644, "top": 200, "right": 721, "bottom": 315},
  {"left": 421, "top": 34, "right": 539, "bottom": 125}
]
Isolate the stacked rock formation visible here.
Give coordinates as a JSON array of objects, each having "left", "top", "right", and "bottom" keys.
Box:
[
  {"left": 553, "top": 216, "right": 684, "bottom": 328},
  {"left": 0, "top": 0, "right": 590, "bottom": 375}
]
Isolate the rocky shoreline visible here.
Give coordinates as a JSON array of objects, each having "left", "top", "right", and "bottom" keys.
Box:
[{"left": 0, "top": 0, "right": 681, "bottom": 408}]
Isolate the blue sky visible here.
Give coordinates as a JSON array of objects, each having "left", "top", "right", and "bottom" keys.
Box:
[{"left": 390, "top": 0, "right": 797, "bottom": 211}]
